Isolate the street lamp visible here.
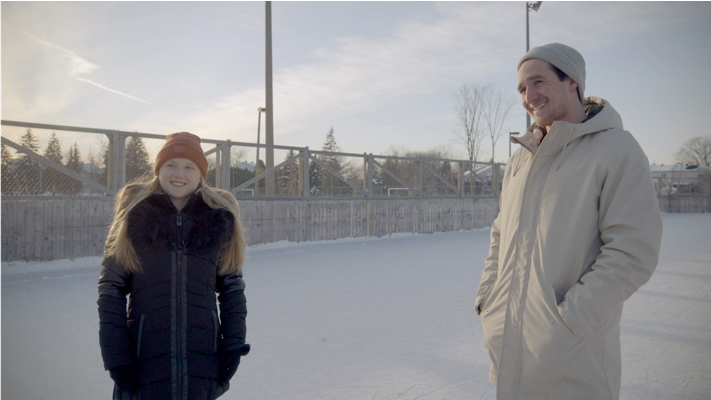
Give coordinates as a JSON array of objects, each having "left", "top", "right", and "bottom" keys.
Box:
[
  {"left": 265, "top": 1, "right": 275, "bottom": 196},
  {"left": 526, "top": 1, "right": 542, "bottom": 129},
  {"left": 256, "top": 107, "right": 266, "bottom": 174},
  {"left": 509, "top": 132, "right": 519, "bottom": 158}
]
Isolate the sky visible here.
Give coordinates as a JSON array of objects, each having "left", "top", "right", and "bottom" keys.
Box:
[{"left": 2, "top": 1, "right": 710, "bottom": 165}]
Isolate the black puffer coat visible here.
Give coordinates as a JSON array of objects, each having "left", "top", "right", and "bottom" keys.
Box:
[{"left": 98, "top": 192, "right": 249, "bottom": 400}]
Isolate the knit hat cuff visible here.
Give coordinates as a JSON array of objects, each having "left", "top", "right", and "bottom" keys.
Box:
[{"left": 154, "top": 132, "right": 208, "bottom": 178}]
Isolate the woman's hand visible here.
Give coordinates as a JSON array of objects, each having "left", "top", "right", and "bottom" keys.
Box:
[
  {"left": 109, "top": 364, "right": 136, "bottom": 393},
  {"left": 219, "top": 352, "right": 241, "bottom": 386}
]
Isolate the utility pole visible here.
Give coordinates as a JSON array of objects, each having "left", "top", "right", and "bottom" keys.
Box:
[{"left": 265, "top": 1, "right": 275, "bottom": 196}]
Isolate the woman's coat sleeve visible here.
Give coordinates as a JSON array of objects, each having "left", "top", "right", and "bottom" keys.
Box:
[
  {"left": 217, "top": 272, "right": 250, "bottom": 355},
  {"left": 97, "top": 257, "right": 133, "bottom": 370}
]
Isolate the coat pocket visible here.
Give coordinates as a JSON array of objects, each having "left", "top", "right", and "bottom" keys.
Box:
[
  {"left": 475, "top": 286, "right": 492, "bottom": 316},
  {"left": 212, "top": 310, "right": 220, "bottom": 355},
  {"left": 136, "top": 314, "right": 146, "bottom": 359}
]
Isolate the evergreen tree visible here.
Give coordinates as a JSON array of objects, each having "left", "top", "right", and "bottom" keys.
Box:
[
  {"left": 43, "top": 132, "right": 64, "bottom": 194},
  {"left": 18, "top": 128, "right": 41, "bottom": 194},
  {"left": 65, "top": 143, "right": 83, "bottom": 195},
  {"left": 125, "top": 136, "right": 151, "bottom": 182},
  {"left": 44, "top": 132, "right": 63, "bottom": 163},
  {"left": 278, "top": 149, "right": 300, "bottom": 195},
  {"left": 320, "top": 126, "right": 344, "bottom": 191},
  {"left": 321, "top": 126, "right": 343, "bottom": 170},
  {"left": 309, "top": 160, "right": 322, "bottom": 193},
  {"left": 1, "top": 143, "right": 14, "bottom": 193}
]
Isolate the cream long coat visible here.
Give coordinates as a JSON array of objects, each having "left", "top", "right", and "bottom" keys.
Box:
[{"left": 475, "top": 97, "right": 662, "bottom": 400}]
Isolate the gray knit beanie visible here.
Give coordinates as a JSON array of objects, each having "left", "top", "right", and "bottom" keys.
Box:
[{"left": 518, "top": 42, "right": 586, "bottom": 104}]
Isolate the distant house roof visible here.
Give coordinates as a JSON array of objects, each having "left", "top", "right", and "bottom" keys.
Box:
[
  {"left": 236, "top": 162, "right": 255, "bottom": 172},
  {"left": 650, "top": 164, "right": 710, "bottom": 173},
  {"left": 463, "top": 164, "right": 506, "bottom": 182},
  {"left": 82, "top": 163, "right": 103, "bottom": 174}
]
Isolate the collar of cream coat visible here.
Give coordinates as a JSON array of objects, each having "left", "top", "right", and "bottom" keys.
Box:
[{"left": 524, "top": 97, "right": 624, "bottom": 170}]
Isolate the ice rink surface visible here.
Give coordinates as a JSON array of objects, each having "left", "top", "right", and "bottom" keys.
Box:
[{"left": 2, "top": 213, "right": 709, "bottom": 400}]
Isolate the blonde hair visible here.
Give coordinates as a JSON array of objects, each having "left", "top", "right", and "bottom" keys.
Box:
[{"left": 104, "top": 174, "right": 247, "bottom": 275}]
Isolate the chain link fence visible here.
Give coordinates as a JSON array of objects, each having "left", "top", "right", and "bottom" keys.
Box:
[{"left": 1, "top": 120, "right": 503, "bottom": 199}]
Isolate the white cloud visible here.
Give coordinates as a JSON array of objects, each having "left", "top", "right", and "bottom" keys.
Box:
[
  {"left": 65, "top": 54, "right": 99, "bottom": 76},
  {"left": 19, "top": 29, "right": 152, "bottom": 105},
  {"left": 159, "top": 3, "right": 521, "bottom": 141}
]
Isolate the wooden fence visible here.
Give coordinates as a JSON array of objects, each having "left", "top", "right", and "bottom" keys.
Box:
[
  {"left": 2, "top": 197, "right": 114, "bottom": 262},
  {"left": 1, "top": 197, "right": 499, "bottom": 262},
  {"left": 5, "top": 195, "right": 707, "bottom": 262},
  {"left": 657, "top": 195, "right": 711, "bottom": 213}
]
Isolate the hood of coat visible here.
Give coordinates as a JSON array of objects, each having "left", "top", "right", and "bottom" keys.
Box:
[
  {"left": 127, "top": 191, "right": 234, "bottom": 254},
  {"left": 531, "top": 96, "right": 623, "bottom": 158}
]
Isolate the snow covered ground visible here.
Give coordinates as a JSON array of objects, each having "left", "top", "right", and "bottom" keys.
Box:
[{"left": 2, "top": 213, "right": 710, "bottom": 400}]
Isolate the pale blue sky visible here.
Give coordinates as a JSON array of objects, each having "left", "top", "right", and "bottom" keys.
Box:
[{"left": 3, "top": 1, "right": 710, "bottom": 164}]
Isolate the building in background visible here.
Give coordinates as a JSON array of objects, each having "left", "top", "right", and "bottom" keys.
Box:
[{"left": 650, "top": 164, "right": 711, "bottom": 196}]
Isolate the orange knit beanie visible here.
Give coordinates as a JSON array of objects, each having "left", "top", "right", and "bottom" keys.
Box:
[{"left": 154, "top": 132, "right": 208, "bottom": 178}]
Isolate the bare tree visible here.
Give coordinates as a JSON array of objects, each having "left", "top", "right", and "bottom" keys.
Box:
[
  {"left": 481, "top": 85, "right": 517, "bottom": 162},
  {"left": 454, "top": 84, "right": 486, "bottom": 162},
  {"left": 380, "top": 145, "right": 458, "bottom": 193},
  {"left": 675, "top": 135, "right": 711, "bottom": 166}
]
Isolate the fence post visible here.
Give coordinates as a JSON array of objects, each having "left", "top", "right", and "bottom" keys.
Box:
[
  {"left": 302, "top": 147, "right": 310, "bottom": 198},
  {"left": 107, "top": 134, "right": 114, "bottom": 190},
  {"left": 298, "top": 149, "right": 304, "bottom": 197},
  {"left": 418, "top": 158, "right": 423, "bottom": 197},
  {"left": 366, "top": 154, "right": 373, "bottom": 236},
  {"left": 367, "top": 154, "right": 373, "bottom": 198},
  {"left": 459, "top": 162, "right": 465, "bottom": 197},
  {"left": 108, "top": 132, "right": 126, "bottom": 191},
  {"left": 117, "top": 134, "right": 125, "bottom": 189},
  {"left": 215, "top": 144, "right": 222, "bottom": 188},
  {"left": 363, "top": 153, "right": 367, "bottom": 194},
  {"left": 221, "top": 141, "right": 231, "bottom": 190},
  {"left": 492, "top": 162, "right": 499, "bottom": 198}
]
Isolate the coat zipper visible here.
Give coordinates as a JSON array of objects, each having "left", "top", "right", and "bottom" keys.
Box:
[
  {"left": 212, "top": 310, "right": 219, "bottom": 354},
  {"left": 136, "top": 314, "right": 146, "bottom": 359},
  {"left": 175, "top": 210, "right": 186, "bottom": 400}
]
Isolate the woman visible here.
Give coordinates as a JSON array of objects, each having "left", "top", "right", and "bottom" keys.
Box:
[{"left": 98, "top": 132, "right": 250, "bottom": 400}]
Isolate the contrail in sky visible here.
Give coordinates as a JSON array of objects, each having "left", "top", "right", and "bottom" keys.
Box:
[{"left": 19, "top": 30, "right": 152, "bottom": 105}]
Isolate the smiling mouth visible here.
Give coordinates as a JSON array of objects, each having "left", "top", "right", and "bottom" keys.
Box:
[
  {"left": 171, "top": 181, "right": 186, "bottom": 187},
  {"left": 532, "top": 102, "right": 547, "bottom": 112}
]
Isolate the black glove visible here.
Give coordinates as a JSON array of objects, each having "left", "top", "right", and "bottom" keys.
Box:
[
  {"left": 109, "top": 364, "right": 136, "bottom": 393},
  {"left": 219, "top": 352, "right": 241, "bottom": 385}
]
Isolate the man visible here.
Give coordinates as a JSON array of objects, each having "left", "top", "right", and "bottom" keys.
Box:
[{"left": 475, "top": 42, "right": 662, "bottom": 400}]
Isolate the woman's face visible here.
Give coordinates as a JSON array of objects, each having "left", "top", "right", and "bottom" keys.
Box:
[{"left": 158, "top": 158, "right": 201, "bottom": 210}]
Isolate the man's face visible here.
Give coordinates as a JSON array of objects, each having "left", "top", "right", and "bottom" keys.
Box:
[{"left": 517, "top": 59, "right": 579, "bottom": 128}]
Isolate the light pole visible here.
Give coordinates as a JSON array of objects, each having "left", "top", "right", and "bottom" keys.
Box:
[
  {"left": 265, "top": 1, "right": 275, "bottom": 196},
  {"left": 526, "top": 1, "right": 542, "bottom": 129},
  {"left": 509, "top": 132, "right": 519, "bottom": 158},
  {"left": 256, "top": 107, "right": 266, "bottom": 175}
]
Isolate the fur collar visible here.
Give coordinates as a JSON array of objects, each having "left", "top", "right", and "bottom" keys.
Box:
[{"left": 127, "top": 192, "right": 234, "bottom": 254}]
